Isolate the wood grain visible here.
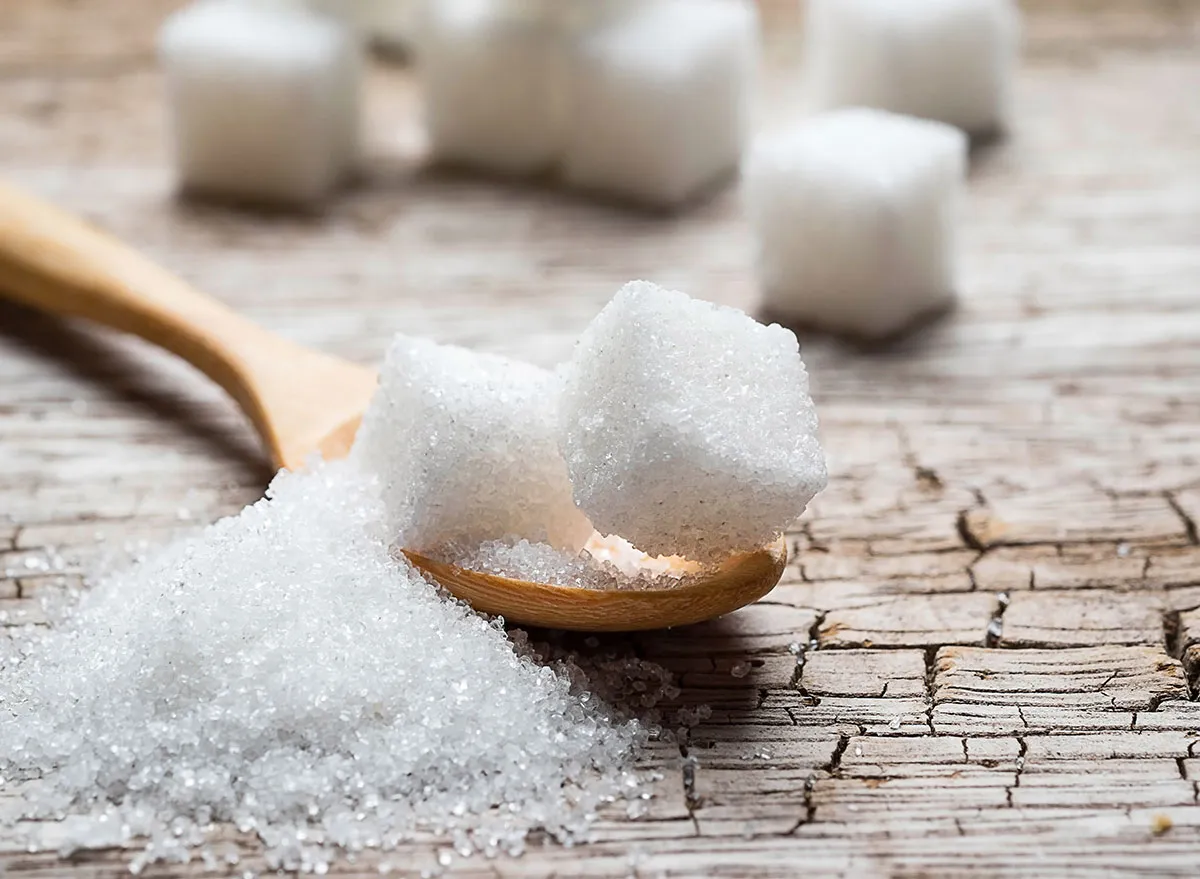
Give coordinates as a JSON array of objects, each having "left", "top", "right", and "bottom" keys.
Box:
[{"left": 2, "top": 0, "right": 1200, "bottom": 875}]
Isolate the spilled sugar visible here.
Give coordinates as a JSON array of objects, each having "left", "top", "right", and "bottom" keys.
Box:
[
  {"left": 0, "top": 463, "right": 668, "bottom": 872},
  {"left": 0, "top": 285, "right": 814, "bottom": 870},
  {"left": 449, "top": 536, "right": 705, "bottom": 591}
]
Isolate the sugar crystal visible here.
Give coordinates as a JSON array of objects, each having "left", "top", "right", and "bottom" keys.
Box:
[
  {"left": 0, "top": 462, "right": 650, "bottom": 867},
  {"left": 448, "top": 537, "right": 703, "bottom": 591}
]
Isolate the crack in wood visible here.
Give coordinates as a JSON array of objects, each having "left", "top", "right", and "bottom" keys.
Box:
[
  {"left": 1005, "top": 737, "right": 1029, "bottom": 808},
  {"left": 679, "top": 750, "right": 701, "bottom": 837},
  {"left": 1163, "top": 610, "right": 1184, "bottom": 659},
  {"left": 1096, "top": 669, "right": 1121, "bottom": 695},
  {"left": 956, "top": 508, "right": 987, "bottom": 552},
  {"left": 923, "top": 647, "right": 939, "bottom": 703},
  {"left": 1166, "top": 493, "right": 1199, "bottom": 545},
  {"left": 985, "top": 592, "right": 1010, "bottom": 647},
  {"left": 827, "top": 734, "right": 851, "bottom": 777}
]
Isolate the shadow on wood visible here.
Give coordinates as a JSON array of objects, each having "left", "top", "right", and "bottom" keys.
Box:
[{"left": 0, "top": 299, "right": 267, "bottom": 482}]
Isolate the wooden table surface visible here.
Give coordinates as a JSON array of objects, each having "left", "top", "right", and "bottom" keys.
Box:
[{"left": 2, "top": 0, "right": 1200, "bottom": 875}]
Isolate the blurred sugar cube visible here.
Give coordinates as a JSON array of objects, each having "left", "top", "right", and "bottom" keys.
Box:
[
  {"left": 557, "top": 0, "right": 649, "bottom": 33},
  {"left": 804, "top": 0, "right": 1021, "bottom": 136},
  {"left": 420, "top": 0, "right": 567, "bottom": 175},
  {"left": 558, "top": 281, "right": 826, "bottom": 563},
  {"left": 561, "top": 0, "right": 759, "bottom": 208},
  {"left": 743, "top": 108, "right": 967, "bottom": 340},
  {"left": 352, "top": 335, "right": 592, "bottom": 554},
  {"left": 159, "top": 0, "right": 361, "bottom": 207},
  {"left": 307, "top": 0, "right": 419, "bottom": 53}
]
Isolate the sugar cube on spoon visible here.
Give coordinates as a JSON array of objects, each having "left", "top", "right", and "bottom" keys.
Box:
[{"left": 557, "top": 281, "right": 827, "bottom": 563}]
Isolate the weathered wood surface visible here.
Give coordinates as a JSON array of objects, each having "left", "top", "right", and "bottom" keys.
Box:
[{"left": 2, "top": 0, "right": 1200, "bottom": 875}]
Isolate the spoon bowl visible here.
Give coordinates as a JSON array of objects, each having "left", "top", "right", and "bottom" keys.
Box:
[
  {"left": 0, "top": 179, "right": 789, "bottom": 631},
  {"left": 403, "top": 536, "right": 787, "bottom": 631}
]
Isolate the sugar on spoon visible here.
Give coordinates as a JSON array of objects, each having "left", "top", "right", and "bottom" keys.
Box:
[{"left": 0, "top": 180, "right": 786, "bottom": 631}]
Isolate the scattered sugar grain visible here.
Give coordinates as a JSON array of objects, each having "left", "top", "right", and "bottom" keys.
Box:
[
  {"left": 558, "top": 281, "right": 827, "bottom": 562},
  {"left": 0, "top": 462, "right": 649, "bottom": 869},
  {"left": 512, "top": 631, "right": 682, "bottom": 715},
  {"left": 352, "top": 334, "right": 592, "bottom": 554}
]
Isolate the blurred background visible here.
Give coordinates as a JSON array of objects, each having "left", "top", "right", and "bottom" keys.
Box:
[{"left": 0, "top": 0, "right": 1197, "bottom": 542}]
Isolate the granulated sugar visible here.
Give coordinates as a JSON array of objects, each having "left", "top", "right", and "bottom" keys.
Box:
[
  {"left": 0, "top": 463, "right": 654, "bottom": 872},
  {"left": 0, "top": 280, "right": 817, "bottom": 869},
  {"left": 450, "top": 537, "right": 702, "bottom": 591}
]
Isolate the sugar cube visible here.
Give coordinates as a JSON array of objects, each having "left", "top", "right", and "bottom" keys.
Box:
[
  {"left": 419, "top": 0, "right": 567, "bottom": 175},
  {"left": 804, "top": 0, "right": 1021, "bottom": 136},
  {"left": 159, "top": 0, "right": 361, "bottom": 207},
  {"left": 352, "top": 334, "right": 592, "bottom": 553},
  {"left": 742, "top": 107, "right": 967, "bottom": 340},
  {"left": 557, "top": 281, "right": 827, "bottom": 562},
  {"left": 307, "top": 0, "right": 419, "bottom": 53},
  {"left": 561, "top": 0, "right": 759, "bottom": 208},
  {"left": 558, "top": 0, "right": 648, "bottom": 32}
]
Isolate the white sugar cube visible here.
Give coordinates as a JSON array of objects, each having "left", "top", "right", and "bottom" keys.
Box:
[
  {"left": 743, "top": 108, "right": 967, "bottom": 340},
  {"left": 558, "top": 281, "right": 827, "bottom": 562},
  {"left": 420, "top": 0, "right": 566, "bottom": 175},
  {"left": 307, "top": 0, "right": 419, "bottom": 52},
  {"left": 352, "top": 335, "right": 592, "bottom": 554},
  {"left": 559, "top": 0, "right": 648, "bottom": 32},
  {"left": 804, "top": 0, "right": 1021, "bottom": 135},
  {"left": 159, "top": 0, "right": 361, "bottom": 206},
  {"left": 562, "top": 0, "right": 759, "bottom": 208}
]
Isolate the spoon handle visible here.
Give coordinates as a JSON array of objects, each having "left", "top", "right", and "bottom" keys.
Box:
[
  {"left": 0, "top": 178, "right": 379, "bottom": 470},
  {"left": 0, "top": 179, "right": 281, "bottom": 407}
]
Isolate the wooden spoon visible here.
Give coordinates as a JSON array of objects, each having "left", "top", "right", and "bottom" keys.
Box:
[{"left": 0, "top": 180, "right": 787, "bottom": 631}]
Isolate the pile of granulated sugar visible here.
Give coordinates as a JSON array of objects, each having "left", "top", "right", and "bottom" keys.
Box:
[
  {"left": 450, "top": 537, "right": 705, "bottom": 591},
  {"left": 0, "top": 462, "right": 661, "bottom": 873}
]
